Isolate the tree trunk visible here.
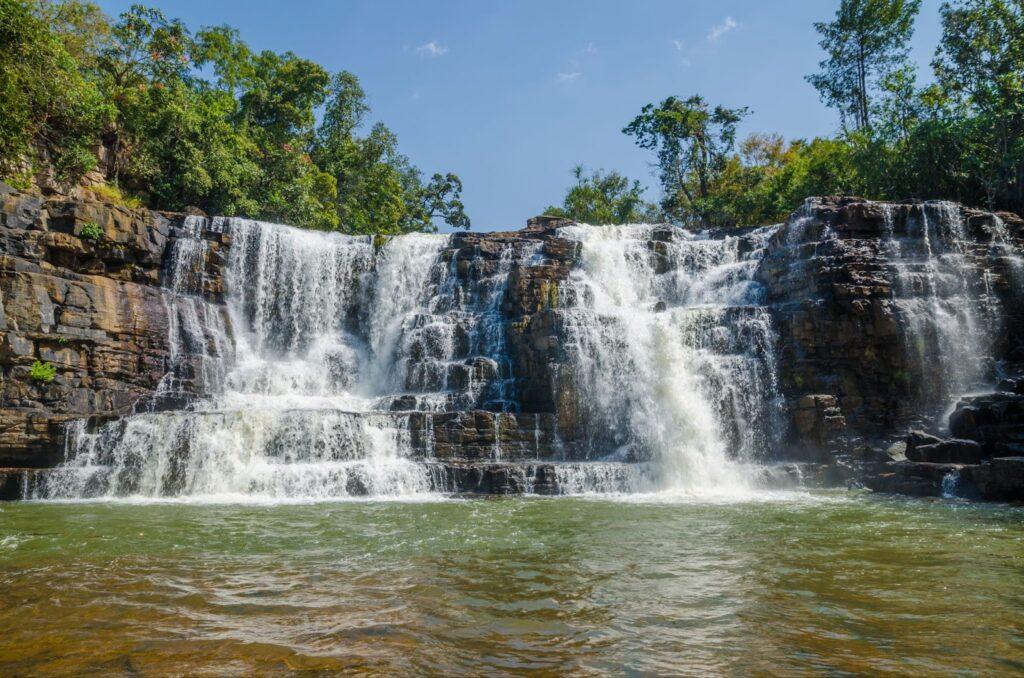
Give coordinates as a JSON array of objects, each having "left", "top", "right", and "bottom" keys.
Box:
[{"left": 856, "top": 39, "right": 869, "bottom": 131}]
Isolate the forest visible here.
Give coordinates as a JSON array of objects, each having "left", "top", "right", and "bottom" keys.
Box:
[
  {"left": 0, "top": 0, "right": 468, "bottom": 232},
  {"left": 547, "top": 0, "right": 1024, "bottom": 227},
  {"left": 2, "top": 0, "right": 1022, "bottom": 231}
]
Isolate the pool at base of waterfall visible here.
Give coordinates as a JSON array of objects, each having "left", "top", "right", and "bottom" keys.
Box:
[{"left": 1, "top": 492, "right": 1022, "bottom": 675}]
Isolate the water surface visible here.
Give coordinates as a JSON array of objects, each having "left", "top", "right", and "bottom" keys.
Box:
[{"left": 1, "top": 491, "right": 1022, "bottom": 675}]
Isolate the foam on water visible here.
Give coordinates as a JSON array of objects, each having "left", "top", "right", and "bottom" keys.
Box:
[
  {"left": 40, "top": 203, "right": 1013, "bottom": 503},
  {"left": 555, "top": 223, "right": 781, "bottom": 494}
]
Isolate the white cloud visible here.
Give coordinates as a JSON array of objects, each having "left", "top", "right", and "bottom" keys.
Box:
[
  {"left": 673, "top": 38, "right": 685, "bottom": 52},
  {"left": 416, "top": 41, "right": 448, "bottom": 57},
  {"left": 557, "top": 71, "right": 581, "bottom": 82},
  {"left": 707, "top": 16, "right": 738, "bottom": 42},
  {"left": 584, "top": 42, "right": 597, "bottom": 55}
]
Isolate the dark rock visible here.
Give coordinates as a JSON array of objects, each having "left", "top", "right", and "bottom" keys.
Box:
[
  {"left": 949, "top": 392, "right": 1024, "bottom": 453},
  {"left": 864, "top": 460, "right": 964, "bottom": 497},
  {"left": 0, "top": 469, "right": 28, "bottom": 500},
  {"left": 905, "top": 430, "right": 985, "bottom": 464},
  {"left": 961, "top": 457, "right": 1024, "bottom": 501}
]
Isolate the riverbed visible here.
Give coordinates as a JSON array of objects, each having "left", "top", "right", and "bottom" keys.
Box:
[{"left": 1, "top": 491, "right": 1022, "bottom": 675}]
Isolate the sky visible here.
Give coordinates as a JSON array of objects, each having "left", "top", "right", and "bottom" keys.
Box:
[{"left": 95, "top": 0, "right": 946, "bottom": 231}]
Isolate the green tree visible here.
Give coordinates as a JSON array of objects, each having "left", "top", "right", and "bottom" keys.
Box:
[
  {"left": 95, "top": 4, "right": 193, "bottom": 184},
  {"left": 314, "top": 74, "right": 469, "bottom": 233},
  {"left": 623, "top": 95, "right": 748, "bottom": 225},
  {"left": 0, "top": 1, "right": 466, "bottom": 233},
  {"left": 807, "top": 0, "right": 922, "bottom": 131},
  {"left": 933, "top": 0, "right": 1024, "bottom": 211},
  {"left": 0, "top": 0, "right": 110, "bottom": 182},
  {"left": 544, "top": 166, "right": 662, "bottom": 224}
]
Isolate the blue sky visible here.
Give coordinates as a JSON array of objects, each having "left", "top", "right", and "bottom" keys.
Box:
[{"left": 95, "top": 0, "right": 946, "bottom": 231}]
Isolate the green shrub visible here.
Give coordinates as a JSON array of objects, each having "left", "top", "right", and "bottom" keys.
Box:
[
  {"left": 1, "top": 170, "right": 34, "bottom": 192},
  {"left": 91, "top": 183, "right": 143, "bottom": 208},
  {"left": 29, "top": 360, "right": 57, "bottom": 383},
  {"left": 79, "top": 221, "right": 104, "bottom": 241}
]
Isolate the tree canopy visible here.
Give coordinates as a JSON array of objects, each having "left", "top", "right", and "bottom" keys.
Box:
[
  {"left": 543, "top": 166, "right": 662, "bottom": 225},
  {"left": 548, "top": 0, "right": 1024, "bottom": 227},
  {"left": 0, "top": 0, "right": 469, "bottom": 233}
]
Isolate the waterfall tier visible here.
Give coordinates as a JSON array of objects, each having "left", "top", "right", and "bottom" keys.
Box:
[{"left": 2, "top": 192, "right": 1023, "bottom": 501}]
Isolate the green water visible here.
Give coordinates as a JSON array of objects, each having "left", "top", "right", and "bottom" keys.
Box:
[{"left": 1, "top": 491, "right": 1022, "bottom": 675}]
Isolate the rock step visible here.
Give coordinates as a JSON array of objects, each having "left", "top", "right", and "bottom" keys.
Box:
[
  {"left": 2, "top": 461, "right": 652, "bottom": 499},
  {"left": 863, "top": 457, "right": 1024, "bottom": 501}
]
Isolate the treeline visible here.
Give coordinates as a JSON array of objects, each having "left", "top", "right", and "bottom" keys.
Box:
[
  {"left": 0, "top": 0, "right": 468, "bottom": 233},
  {"left": 547, "top": 0, "right": 1024, "bottom": 227}
]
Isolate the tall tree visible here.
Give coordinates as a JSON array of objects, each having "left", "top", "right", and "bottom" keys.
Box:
[
  {"left": 0, "top": 0, "right": 110, "bottom": 182},
  {"left": 314, "top": 74, "right": 469, "bottom": 233},
  {"left": 933, "top": 0, "right": 1024, "bottom": 211},
  {"left": 807, "top": 0, "right": 922, "bottom": 131},
  {"left": 544, "top": 166, "right": 662, "bottom": 224},
  {"left": 623, "top": 95, "right": 748, "bottom": 225}
]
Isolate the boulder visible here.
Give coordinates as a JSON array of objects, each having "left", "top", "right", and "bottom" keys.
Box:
[
  {"left": 949, "top": 392, "right": 1024, "bottom": 452},
  {"left": 961, "top": 457, "right": 1024, "bottom": 502},
  {"left": 905, "top": 430, "right": 985, "bottom": 464}
]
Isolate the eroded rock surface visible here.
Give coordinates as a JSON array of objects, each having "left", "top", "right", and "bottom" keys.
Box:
[{"left": 3, "top": 186, "right": 1024, "bottom": 500}]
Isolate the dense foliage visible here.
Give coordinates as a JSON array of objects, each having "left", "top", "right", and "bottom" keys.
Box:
[
  {"left": 0, "top": 0, "right": 468, "bottom": 233},
  {"left": 543, "top": 166, "right": 662, "bottom": 224},
  {"left": 550, "top": 0, "right": 1024, "bottom": 227}
]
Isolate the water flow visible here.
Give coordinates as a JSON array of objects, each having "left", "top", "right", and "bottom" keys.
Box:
[
  {"left": 556, "top": 224, "right": 781, "bottom": 494},
  {"left": 44, "top": 220, "right": 458, "bottom": 500},
  {"left": 887, "top": 202, "right": 1015, "bottom": 406}
]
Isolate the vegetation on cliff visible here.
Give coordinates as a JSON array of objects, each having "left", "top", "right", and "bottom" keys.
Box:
[
  {"left": 0, "top": 0, "right": 469, "bottom": 233},
  {"left": 550, "top": 0, "right": 1024, "bottom": 227}
]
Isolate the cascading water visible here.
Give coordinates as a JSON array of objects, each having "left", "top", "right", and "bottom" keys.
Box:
[
  {"left": 885, "top": 201, "right": 1020, "bottom": 409},
  {"left": 555, "top": 224, "right": 782, "bottom": 494},
  {"left": 40, "top": 220, "right": 507, "bottom": 500},
  {"left": 37, "top": 213, "right": 789, "bottom": 500}
]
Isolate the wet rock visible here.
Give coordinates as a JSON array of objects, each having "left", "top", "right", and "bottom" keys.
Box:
[
  {"left": 962, "top": 457, "right": 1024, "bottom": 501},
  {"left": 906, "top": 439, "right": 984, "bottom": 464},
  {"left": 949, "top": 393, "right": 1024, "bottom": 453},
  {"left": 0, "top": 190, "right": 222, "bottom": 466},
  {"left": 905, "top": 430, "right": 985, "bottom": 464},
  {"left": 864, "top": 460, "right": 964, "bottom": 497}
]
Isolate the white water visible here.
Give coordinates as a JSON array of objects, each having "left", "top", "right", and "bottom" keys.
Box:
[
  {"left": 46, "top": 202, "right": 1023, "bottom": 502},
  {"left": 885, "top": 202, "right": 1018, "bottom": 409},
  {"left": 43, "top": 221, "right": 457, "bottom": 500},
  {"left": 38, "top": 216, "right": 791, "bottom": 501},
  {"left": 556, "top": 224, "right": 781, "bottom": 495}
]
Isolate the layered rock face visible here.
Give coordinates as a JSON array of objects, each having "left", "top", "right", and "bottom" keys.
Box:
[
  {"left": 0, "top": 185, "right": 224, "bottom": 466},
  {"left": 760, "top": 199, "right": 1024, "bottom": 456},
  {"left": 2, "top": 187, "right": 1023, "bottom": 500}
]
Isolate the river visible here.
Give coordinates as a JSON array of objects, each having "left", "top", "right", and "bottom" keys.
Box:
[{"left": 2, "top": 491, "right": 1021, "bottom": 675}]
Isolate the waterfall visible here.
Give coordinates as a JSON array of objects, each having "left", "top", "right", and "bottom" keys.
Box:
[
  {"left": 37, "top": 215, "right": 793, "bottom": 500},
  {"left": 42, "top": 216, "right": 587, "bottom": 500},
  {"left": 43, "top": 220, "right": 454, "bottom": 500},
  {"left": 886, "top": 202, "right": 1014, "bottom": 408},
  {"left": 555, "top": 224, "right": 781, "bottom": 493}
]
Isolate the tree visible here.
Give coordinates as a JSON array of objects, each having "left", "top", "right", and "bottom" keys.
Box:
[
  {"left": 405, "top": 172, "right": 470, "bottom": 231},
  {"left": 1, "top": 1, "right": 468, "bottom": 233},
  {"left": 623, "top": 95, "right": 748, "bottom": 225},
  {"left": 0, "top": 0, "right": 111, "bottom": 183},
  {"left": 544, "top": 166, "right": 662, "bottom": 224},
  {"left": 807, "top": 0, "right": 922, "bottom": 131},
  {"left": 933, "top": 0, "right": 1024, "bottom": 211},
  {"left": 314, "top": 75, "right": 469, "bottom": 233}
]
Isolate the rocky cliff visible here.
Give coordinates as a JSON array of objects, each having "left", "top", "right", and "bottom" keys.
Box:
[{"left": 1, "top": 185, "right": 1023, "bottom": 500}]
